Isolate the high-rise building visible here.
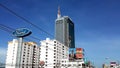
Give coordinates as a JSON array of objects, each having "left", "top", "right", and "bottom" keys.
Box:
[
  {"left": 6, "top": 39, "right": 39, "bottom": 68},
  {"left": 39, "top": 38, "right": 69, "bottom": 68},
  {"left": 55, "top": 7, "right": 75, "bottom": 48}
]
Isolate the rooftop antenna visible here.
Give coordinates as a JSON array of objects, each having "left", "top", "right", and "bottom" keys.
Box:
[{"left": 57, "top": 6, "right": 61, "bottom": 19}]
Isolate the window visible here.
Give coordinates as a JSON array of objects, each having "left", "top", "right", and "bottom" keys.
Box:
[
  {"left": 34, "top": 46, "right": 36, "bottom": 48},
  {"left": 78, "top": 64, "right": 81, "bottom": 66},
  {"left": 73, "top": 64, "right": 76, "bottom": 66},
  {"left": 46, "top": 43, "right": 48, "bottom": 45},
  {"left": 68, "top": 64, "right": 71, "bottom": 67}
]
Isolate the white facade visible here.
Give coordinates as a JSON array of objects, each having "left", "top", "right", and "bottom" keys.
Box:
[
  {"left": 61, "top": 59, "right": 85, "bottom": 68},
  {"left": 6, "top": 39, "right": 18, "bottom": 68},
  {"left": 6, "top": 38, "right": 86, "bottom": 68},
  {"left": 39, "top": 38, "right": 69, "bottom": 68},
  {"left": 6, "top": 39, "right": 39, "bottom": 68}
]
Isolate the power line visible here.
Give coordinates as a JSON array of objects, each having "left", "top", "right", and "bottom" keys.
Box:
[
  {"left": 0, "top": 24, "right": 69, "bottom": 57},
  {"left": 0, "top": 24, "right": 40, "bottom": 42},
  {"left": 0, "top": 24, "right": 15, "bottom": 31},
  {"left": 0, "top": 25, "right": 85, "bottom": 67},
  {"left": 0, "top": 25, "right": 85, "bottom": 60},
  {"left": 0, "top": 3, "right": 54, "bottom": 38},
  {"left": 0, "top": 25, "right": 85, "bottom": 61},
  {"left": 0, "top": 25, "right": 12, "bottom": 33},
  {"left": 29, "top": 36, "right": 41, "bottom": 41}
]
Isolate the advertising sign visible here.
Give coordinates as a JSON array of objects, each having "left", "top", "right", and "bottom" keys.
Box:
[
  {"left": 76, "top": 48, "right": 84, "bottom": 59},
  {"left": 76, "top": 54, "right": 83, "bottom": 59},
  {"left": 76, "top": 48, "right": 83, "bottom": 54},
  {"left": 69, "top": 48, "right": 76, "bottom": 61},
  {"left": 13, "top": 28, "right": 32, "bottom": 37},
  {"left": 110, "top": 62, "right": 116, "bottom": 66},
  {"left": 69, "top": 48, "right": 84, "bottom": 60}
]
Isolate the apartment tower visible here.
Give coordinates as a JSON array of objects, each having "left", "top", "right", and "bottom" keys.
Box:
[{"left": 6, "top": 39, "right": 39, "bottom": 68}]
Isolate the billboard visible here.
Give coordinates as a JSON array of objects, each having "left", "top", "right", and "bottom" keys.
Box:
[
  {"left": 69, "top": 48, "right": 76, "bottom": 61},
  {"left": 76, "top": 48, "right": 84, "bottom": 59},
  {"left": 69, "top": 48, "right": 84, "bottom": 61},
  {"left": 110, "top": 62, "right": 117, "bottom": 66},
  {"left": 76, "top": 48, "right": 83, "bottom": 53},
  {"left": 76, "top": 54, "right": 83, "bottom": 59}
]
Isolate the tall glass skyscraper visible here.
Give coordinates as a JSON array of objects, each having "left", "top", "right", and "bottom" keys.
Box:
[{"left": 55, "top": 7, "right": 75, "bottom": 48}]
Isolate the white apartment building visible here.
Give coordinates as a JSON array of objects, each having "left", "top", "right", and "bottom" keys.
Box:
[
  {"left": 6, "top": 39, "right": 39, "bottom": 68},
  {"left": 39, "top": 38, "right": 69, "bottom": 68}
]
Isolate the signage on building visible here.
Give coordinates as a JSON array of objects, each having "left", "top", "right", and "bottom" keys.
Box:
[
  {"left": 76, "top": 54, "right": 83, "bottom": 59},
  {"left": 69, "top": 48, "right": 84, "bottom": 60},
  {"left": 110, "top": 62, "right": 117, "bottom": 66},
  {"left": 13, "top": 28, "right": 32, "bottom": 37},
  {"left": 76, "top": 48, "right": 84, "bottom": 59},
  {"left": 76, "top": 48, "right": 83, "bottom": 53},
  {"left": 69, "top": 48, "right": 76, "bottom": 61}
]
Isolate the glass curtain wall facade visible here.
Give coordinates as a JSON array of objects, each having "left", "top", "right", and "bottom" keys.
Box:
[{"left": 55, "top": 16, "right": 75, "bottom": 48}]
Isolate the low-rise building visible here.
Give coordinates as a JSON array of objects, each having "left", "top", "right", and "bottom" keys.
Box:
[{"left": 61, "top": 59, "right": 85, "bottom": 68}]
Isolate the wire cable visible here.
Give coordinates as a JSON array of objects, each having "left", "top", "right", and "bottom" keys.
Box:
[{"left": 0, "top": 3, "right": 54, "bottom": 37}]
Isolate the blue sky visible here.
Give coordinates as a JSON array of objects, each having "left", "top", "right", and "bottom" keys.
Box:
[{"left": 0, "top": 0, "right": 120, "bottom": 67}]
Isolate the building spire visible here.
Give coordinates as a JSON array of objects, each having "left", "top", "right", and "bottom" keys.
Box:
[{"left": 57, "top": 6, "right": 61, "bottom": 19}]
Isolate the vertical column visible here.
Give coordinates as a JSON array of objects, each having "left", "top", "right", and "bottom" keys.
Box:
[{"left": 16, "top": 37, "right": 23, "bottom": 68}]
